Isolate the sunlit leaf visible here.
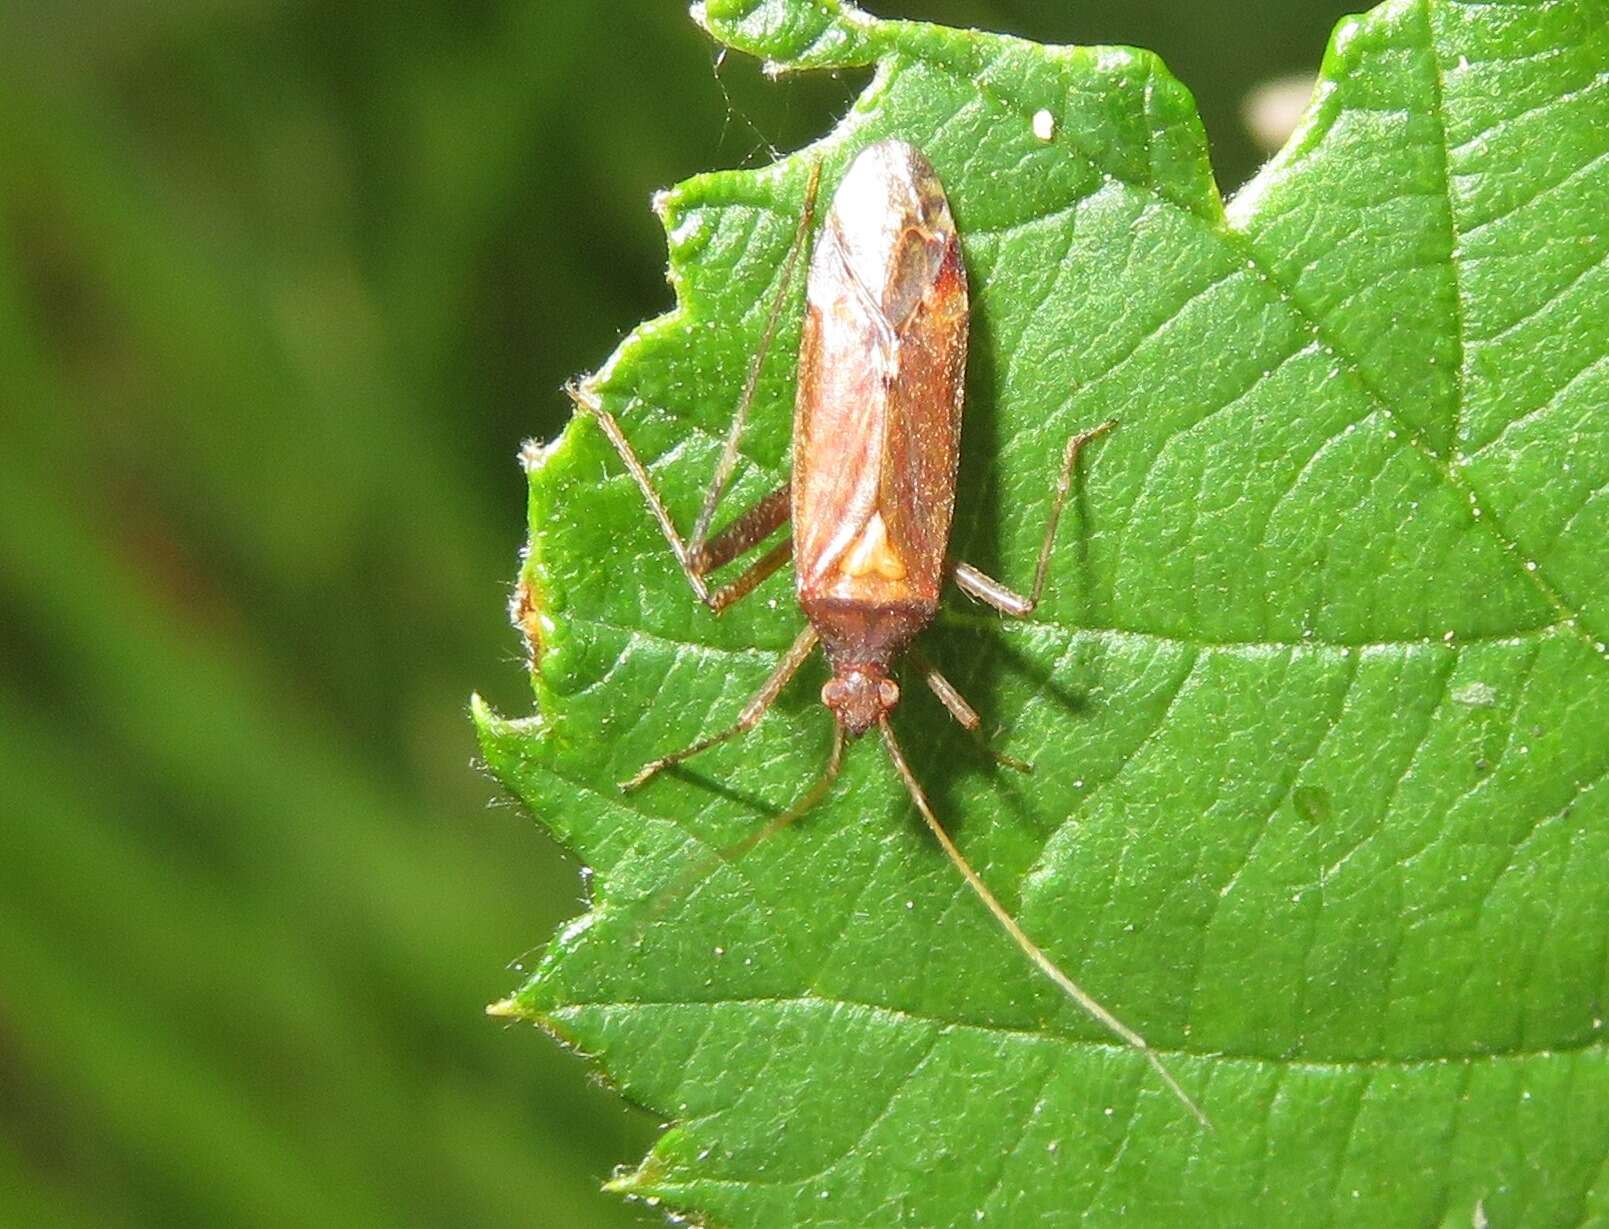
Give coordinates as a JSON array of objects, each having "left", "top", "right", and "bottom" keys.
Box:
[{"left": 479, "top": 0, "right": 1609, "bottom": 1223}]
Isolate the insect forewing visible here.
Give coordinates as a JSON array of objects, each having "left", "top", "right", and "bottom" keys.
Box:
[{"left": 792, "top": 141, "right": 968, "bottom": 620}]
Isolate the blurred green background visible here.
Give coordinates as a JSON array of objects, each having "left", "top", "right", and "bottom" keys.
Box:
[{"left": 0, "top": 2, "right": 1355, "bottom": 1225}]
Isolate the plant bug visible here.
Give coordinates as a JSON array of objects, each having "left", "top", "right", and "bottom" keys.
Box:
[{"left": 567, "top": 139, "right": 1207, "bottom": 1127}]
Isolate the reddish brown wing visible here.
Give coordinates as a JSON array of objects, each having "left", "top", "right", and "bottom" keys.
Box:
[{"left": 792, "top": 141, "right": 968, "bottom": 632}]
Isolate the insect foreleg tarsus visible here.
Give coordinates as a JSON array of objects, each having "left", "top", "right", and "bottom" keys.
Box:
[
  {"left": 950, "top": 419, "right": 1117, "bottom": 617},
  {"left": 621, "top": 624, "right": 820, "bottom": 790},
  {"left": 623, "top": 721, "right": 847, "bottom": 941}
]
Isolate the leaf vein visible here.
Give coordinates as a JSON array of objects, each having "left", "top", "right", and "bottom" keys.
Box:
[{"left": 550, "top": 994, "right": 1609, "bottom": 1068}]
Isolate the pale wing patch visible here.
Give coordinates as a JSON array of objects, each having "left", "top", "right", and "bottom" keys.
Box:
[{"left": 838, "top": 510, "right": 908, "bottom": 580}]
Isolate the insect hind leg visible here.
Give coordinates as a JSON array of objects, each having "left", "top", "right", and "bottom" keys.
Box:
[
  {"left": 568, "top": 384, "right": 792, "bottom": 612},
  {"left": 687, "top": 161, "right": 821, "bottom": 552},
  {"left": 565, "top": 165, "right": 822, "bottom": 616},
  {"left": 568, "top": 381, "right": 716, "bottom": 606},
  {"left": 950, "top": 419, "right": 1117, "bottom": 617}
]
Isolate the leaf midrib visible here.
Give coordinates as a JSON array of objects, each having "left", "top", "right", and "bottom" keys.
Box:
[{"left": 547, "top": 992, "right": 1609, "bottom": 1069}]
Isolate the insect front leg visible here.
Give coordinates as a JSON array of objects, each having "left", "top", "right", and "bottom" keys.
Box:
[
  {"left": 906, "top": 647, "right": 1030, "bottom": 773},
  {"left": 621, "top": 624, "right": 819, "bottom": 790},
  {"left": 950, "top": 419, "right": 1116, "bottom": 617}
]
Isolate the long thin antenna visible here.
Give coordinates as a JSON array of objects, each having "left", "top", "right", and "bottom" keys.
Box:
[
  {"left": 878, "top": 718, "right": 1211, "bottom": 1129},
  {"left": 631, "top": 722, "right": 847, "bottom": 936}
]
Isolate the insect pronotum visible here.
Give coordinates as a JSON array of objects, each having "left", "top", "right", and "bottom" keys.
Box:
[{"left": 568, "top": 139, "right": 1207, "bottom": 1127}]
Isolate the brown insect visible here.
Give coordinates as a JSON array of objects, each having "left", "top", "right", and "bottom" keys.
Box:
[{"left": 568, "top": 139, "right": 1206, "bottom": 1126}]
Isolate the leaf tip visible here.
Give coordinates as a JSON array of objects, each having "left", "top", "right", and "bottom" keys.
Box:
[
  {"left": 468, "top": 690, "right": 502, "bottom": 738},
  {"left": 692, "top": 0, "right": 875, "bottom": 71},
  {"left": 600, "top": 1153, "right": 663, "bottom": 1197},
  {"left": 471, "top": 693, "right": 549, "bottom": 777}
]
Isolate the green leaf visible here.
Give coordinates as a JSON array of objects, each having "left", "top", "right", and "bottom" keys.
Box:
[{"left": 478, "top": 0, "right": 1609, "bottom": 1223}]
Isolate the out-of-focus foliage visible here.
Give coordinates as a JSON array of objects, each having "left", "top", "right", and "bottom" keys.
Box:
[{"left": 0, "top": 1, "right": 1359, "bottom": 1225}]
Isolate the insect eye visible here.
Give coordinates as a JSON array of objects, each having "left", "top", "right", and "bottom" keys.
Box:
[
  {"left": 878, "top": 679, "right": 900, "bottom": 708},
  {"left": 821, "top": 679, "right": 846, "bottom": 707}
]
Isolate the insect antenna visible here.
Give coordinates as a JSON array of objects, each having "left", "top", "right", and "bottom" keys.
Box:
[
  {"left": 876, "top": 717, "right": 1211, "bottom": 1129},
  {"left": 626, "top": 721, "right": 847, "bottom": 938}
]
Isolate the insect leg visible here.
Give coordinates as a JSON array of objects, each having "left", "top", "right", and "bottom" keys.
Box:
[
  {"left": 567, "top": 162, "right": 821, "bottom": 614},
  {"left": 707, "top": 538, "right": 792, "bottom": 614},
  {"left": 877, "top": 717, "right": 1210, "bottom": 1129},
  {"left": 693, "top": 484, "right": 790, "bottom": 575},
  {"left": 622, "top": 624, "right": 820, "bottom": 790},
  {"left": 688, "top": 162, "right": 822, "bottom": 559},
  {"left": 950, "top": 419, "right": 1117, "bottom": 617},
  {"left": 568, "top": 384, "right": 791, "bottom": 612},
  {"left": 568, "top": 381, "right": 715, "bottom": 605},
  {"left": 906, "top": 647, "right": 1030, "bottom": 773}
]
